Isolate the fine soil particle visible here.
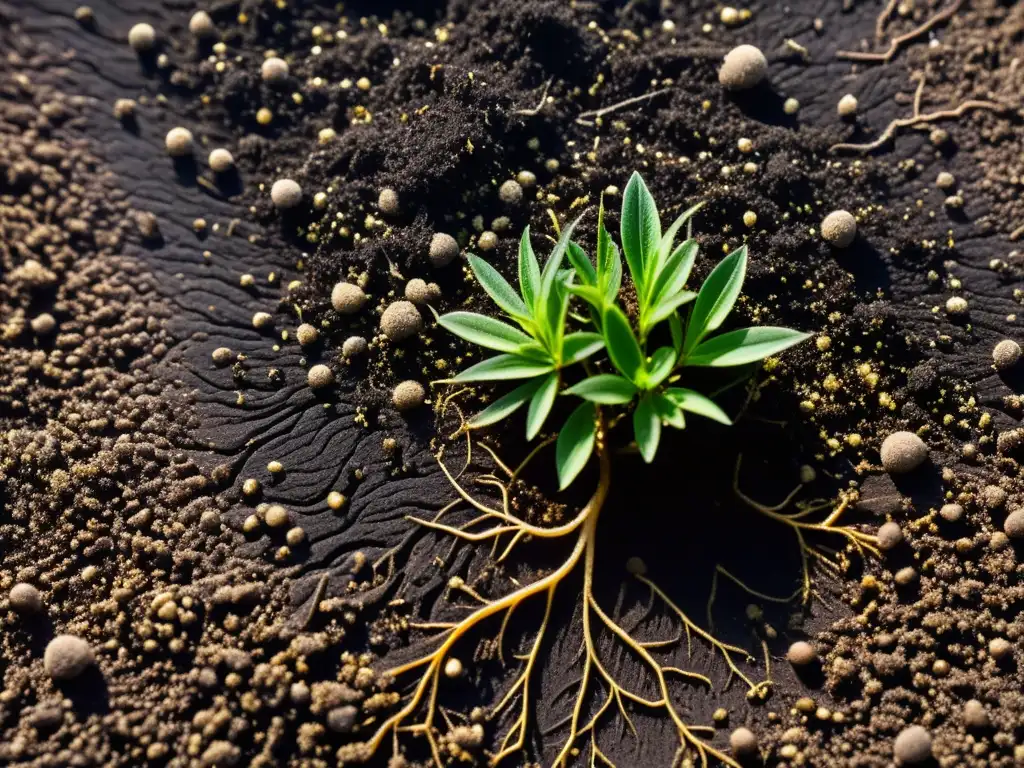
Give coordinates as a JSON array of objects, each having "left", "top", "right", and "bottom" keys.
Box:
[{"left": 2, "top": 0, "right": 1024, "bottom": 766}]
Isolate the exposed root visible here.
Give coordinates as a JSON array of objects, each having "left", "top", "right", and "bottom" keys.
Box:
[
  {"left": 576, "top": 88, "right": 673, "bottom": 126},
  {"left": 514, "top": 77, "right": 554, "bottom": 116},
  {"left": 837, "top": 0, "right": 963, "bottom": 63},
  {"left": 830, "top": 93, "right": 1007, "bottom": 154},
  {"left": 361, "top": 423, "right": 747, "bottom": 767},
  {"left": 733, "top": 455, "right": 880, "bottom": 605}
]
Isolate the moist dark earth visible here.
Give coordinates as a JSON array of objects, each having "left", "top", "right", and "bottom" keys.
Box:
[{"left": 1, "top": 0, "right": 1023, "bottom": 766}]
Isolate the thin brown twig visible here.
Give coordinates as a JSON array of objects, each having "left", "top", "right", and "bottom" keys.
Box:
[
  {"left": 912, "top": 73, "right": 926, "bottom": 117},
  {"left": 875, "top": 0, "right": 900, "bottom": 41},
  {"left": 514, "top": 78, "right": 554, "bottom": 116},
  {"left": 830, "top": 98, "right": 1007, "bottom": 153},
  {"left": 576, "top": 88, "right": 672, "bottom": 126},
  {"left": 837, "top": 0, "right": 963, "bottom": 63}
]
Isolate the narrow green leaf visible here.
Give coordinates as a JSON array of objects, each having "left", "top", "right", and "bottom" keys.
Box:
[
  {"left": 651, "top": 393, "right": 685, "bottom": 429},
  {"left": 566, "top": 241, "right": 597, "bottom": 286},
  {"left": 542, "top": 275, "right": 572, "bottom": 360},
  {"left": 645, "top": 347, "right": 676, "bottom": 389},
  {"left": 468, "top": 254, "right": 531, "bottom": 322},
  {"left": 669, "top": 313, "right": 684, "bottom": 354},
  {"left": 597, "top": 198, "right": 622, "bottom": 304},
  {"left": 468, "top": 378, "right": 543, "bottom": 429},
  {"left": 562, "top": 332, "right": 605, "bottom": 365},
  {"left": 566, "top": 283, "right": 606, "bottom": 310},
  {"left": 602, "top": 305, "right": 644, "bottom": 383},
  {"left": 664, "top": 387, "right": 732, "bottom": 425},
  {"left": 620, "top": 172, "right": 660, "bottom": 297},
  {"left": 564, "top": 374, "right": 637, "bottom": 404},
  {"left": 556, "top": 402, "right": 596, "bottom": 490},
  {"left": 518, "top": 227, "right": 541, "bottom": 310},
  {"left": 685, "top": 326, "right": 811, "bottom": 367},
  {"left": 526, "top": 372, "right": 559, "bottom": 440},
  {"left": 649, "top": 239, "right": 698, "bottom": 308},
  {"left": 439, "top": 312, "right": 536, "bottom": 354},
  {"left": 536, "top": 216, "right": 583, "bottom": 342},
  {"left": 452, "top": 354, "right": 554, "bottom": 382},
  {"left": 633, "top": 395, "right": 661, "bottom": 464},
  {"left": 683, "top": 245, "right": 747, "bottom": 353},
  {"left": 643, "top": 290, "right": 698, "bottom": 334},
  {"left": 649, "top": 203, "right": 703, "bottom": 299}
]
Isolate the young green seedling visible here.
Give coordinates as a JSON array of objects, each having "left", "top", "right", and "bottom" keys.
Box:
[{"left": 441, "top": 171, "right": 810, "bottom": 486}]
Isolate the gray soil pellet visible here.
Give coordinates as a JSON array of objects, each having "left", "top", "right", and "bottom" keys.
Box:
[
  {"left": 9, "top": 583, "right": 43, "bottom": 614},
  {"left": 405, "top": 278, "right": 440, "bottom": 304},
  {"left": 31, "top": 313, "right": 56, "bottom": 335},
  {"left": 342, "top": 336, "right": 368, "bottom": 357},
  {"left": 498, "top": 179, "right": 523, "bottom": 205},
  {"left": 392, "top": 380, "right": 426, "bottom": 411},
  {"left": 128, "top": 23, "right": 156, "bottom": 52},
  {"left": 270, "top": 179, "right": 303, "bottom": 210},
  {"left": 877, "top": 522, "right": 904, "bottom": 551},
  {"left": 165, "top": 127, "right": 194, "bottom": 157},
  {"left": 429, "top": 232, "right": 459, "bottom": 267},
  {"left": 893, "top": 725, "right": 931, "bottom": 765},
  {"left": 44, "top": 635, "right": 95, "bottom": 680},
  {"left": 331, "top": 282, "right": 366, "bottom": 314},
  {"left": 307, "top": 364, "right": 334, "bottom": 389},
  {"left": 718, "top": 45, "right": 767, "bottom": 90},
  {"left": 261, "top": 56, "right": 289, "bottom": 84},
  {"left": 380, "top": 301, "right": 422, "bottom": 342},
  {"left": 327, "top": 705, "right": 358, "bottom": 733},
  {"left": 821, "top": 210, "right": 857, "bottom": 248},
  {"left": 879, "top": 431, "right": 928, "bottom": 474},
  {"left": 378, "top": 188, "right": 399, "bottom": 215},
  {"left": 208, "top": 148, "right": 234, "bottom": 173},
  {"left": 992, "top": 339, "right": 1021, "bottom": 370},
  {"left": 1004, "top": 508, "right": 1024, "bottom": 539},
  {"left": 729, "top": 727, "right": 758, "bottom": 757}
]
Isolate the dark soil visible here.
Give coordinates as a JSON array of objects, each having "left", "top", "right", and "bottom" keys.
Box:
[{"left": 1, "top": 0, "right": 1023, "bottom": 766}]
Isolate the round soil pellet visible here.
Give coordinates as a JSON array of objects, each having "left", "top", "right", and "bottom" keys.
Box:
[
  {"left": 307, "top": 364, "right": 334, "bottom": 389},
  {"left": 165, "top": 127, "right": 194, "bottom": 158},
  {"left": 380, "top": 301, "right": 422, "bottom": 342},
  {"left": 342, "top": 336, "right": 368, "bottom": 357},
  {"left": 837, "top": 94, "right": 858, "bottom": 118},
  {"left": 963, "top": 699, "right": 989, "bottom": 729},
  {"left": 44, "top": 635, "right": 95, "bottom": 680},
  {"left": 729, "top": 727, "right": 758, "bottom": 757},
  {"left": 992, "top": 339, "right": 1021, "bottom": 370},
  {"left": 786, "top": 641, "right": 817, "bottom": 666},
  {"left": 296, "top": 324, "right": 319, "bottom": 346},
  {"left": 718, "top": 45, "right": 767, "bottom": 90},
  {"left": 264, "top": 504, "right": 290, "bottom": 528},
  {"left": 392, "top": 380, "right": 426, "bottom": 411},
  {"left": 378, "top": 187, "right": 399, "bottom": 215},
  {"left": 821, "top": 210, "right": 857, "bottom": 248},
  {"left": 893, "top": 725, "right": 931, "bottom": 765},
  {"left": 9, "top": 583, "right": 43, "bottom": 614},
  {"left": 1003, "top": 508, "right": 1024, "bottom": 539},
  {"left": 261, "top": 56, "right": 289, "bottom": 84},
  {"left": 270, "top": 179, "right": 303, "bottom": 210},
  {"left": 877, "top": 522, "right": 904, "bottom": 551},
  {"left": 188, "top": 10, "right": 216, "bottom": 38},
  {"left": 498, "top": 179, "right": 523, "bottom": 205},
  {"left": 128, "top": 23, "right": 156, "bottom": 52},
  {"left": 331, "top": 282, "right": 366, "bottom": 315},
  {"left": 208, "top": 148, "right": 234, "bottom": 173},
  {"left": 429, "top": 232, "right": 459, "bottom": 267},
  {"left": 939, "top": 503, "right": 963, "bottom": 522},
  {"left": 327, "top": 705, "right": 358, "bottom": 733},
  {"left": 880, "top": 431, "right": 928, "bottom": 474}
]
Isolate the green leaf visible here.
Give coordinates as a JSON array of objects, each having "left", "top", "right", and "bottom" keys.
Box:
[
  {"left": 649, "top": 203, "right": 703, "bottom": 298},
  {"left": 651, "top": 392, "right": 685, "bottom": 429},
  {"left": 566, "top": 241, "right": 596, "bottom": 286},
  {"left": 468, "top": 378, "right": 544, "bottom": 429},
  {"left": 602, "top": 305, "right": 644, "bottom": 384},
  {"left": 620, "top": 172, "right": 660, "bottom": 298},
  {"left": 644, "top": 347, "right": 676, "bottom": 389},
  {"left": 685, "top": 326, "right": 811, "bottom": 367},
  {"left": 644, "top": 290, "right": 698, "bottom": 334},
  {"left": 439, "top": 312, "right": 536, "bottom": 354},
  {"left": 669, "top": 313, "right": 684, "bottom": 354},
  {"left": 526, "top": 372, "right": 559, "bottom": 440},
  {"left": 664, "top": 387, "right": 732, "bottom": 425},
  {"left": 518, "top": 228, "right": 541, "bottom": 310},
  {"left": 468, "top": 255, "right": 531, "bottom": 323},
  {"left": 566, "top": 283, "right": 606, "bottom": 310},
  {"left": 633, "top": 395, "right": 661, "bottom": 464},
  {"left": 556, "top": 402, "right": 596, "bottom": 490},
  {"left": 649, "top": 239, "right": 698, "bottom": 308},
  {"left": 562, "top": 332, "right": 605, "bottom": 365},
  {"left": 683, "top": 245, "right": 747, "bottom": 353},
  {"left": 564, "top": 374, "right": 637, "bottom": 404},
  {"left": 452, "top": 354, "right": 554, "bottom": 382},
  {"left": 535, "top": 217, "right": 583, "bottom": 345},
  {"left": 597, "top": 199, "right": 623, "bottom": 305},
  {"left": 542, "top": 274, "right": 572, "bottom": 359}
]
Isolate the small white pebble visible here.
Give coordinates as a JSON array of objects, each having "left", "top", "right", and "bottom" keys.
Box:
[
  {"left": 208, "top": 148, "right": 234, "bottom": 173},
  {"left": 837, "top": 94, "right": 858, "bottom": 118},
  {"left": 128, "top": 23, "right": 156, "bottom": 52},
  {"left": 165, "top": 127, "right": 194, "bottom": 157},
  {"left": 719, "top": 45, "right": 767, "bottom": 91},
  {"left": 270, "top": 179, "right": 303, "bottom": 210},
  {"left": 188, "top": 11, "right": 216, "bottom": 38},
  {"left": 261, "top": 56, "right": 289, "bottom": 84},
  {"left": 993, "top": 339, "right": 1021, "bottom": 370},
  {"left": 945, "top": 296, "right": 969, "bottom": 316}
]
